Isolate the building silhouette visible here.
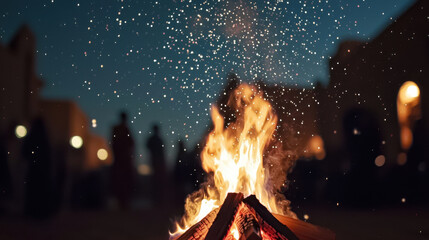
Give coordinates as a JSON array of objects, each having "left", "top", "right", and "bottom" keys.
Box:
[
  {"left": 319, "top": 0, "right": 429, "bottom": 165},
  {"left": 0, "top": 25, "right": 112, "bottom": 212}
]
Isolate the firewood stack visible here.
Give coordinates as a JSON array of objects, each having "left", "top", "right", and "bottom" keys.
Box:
[{"left": 175, "top": 193, "right": 335, "bottom": 240}]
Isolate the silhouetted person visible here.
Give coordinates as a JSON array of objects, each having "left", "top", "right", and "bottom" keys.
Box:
[
  {"left": 189, "top": 144, "right": 205, "bottom": 192},
  {"left": 22, "top": 118, "right": 53, "bottom": 218},
  {"left": 146, "top": 124, "right": 167, "bottom": 206},
  {"left": 111, "top": 112, "right": 135, "bottom": 209},
  {"left": 174, "top": 140, "right": 191, "bottom": 205},
  {"left": 0, "top": 135, "right": 12, "bottom": 213},
  {"left": 342, "top": 108, "right": 380, "bottom": 206},
  {"left": 404, "top": 119, "right": 429, "bottom": 202}
]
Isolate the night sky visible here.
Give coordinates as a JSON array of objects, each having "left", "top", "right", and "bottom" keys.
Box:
[{"left": 0, "top": 0, "right": 415, "bottom": 167}]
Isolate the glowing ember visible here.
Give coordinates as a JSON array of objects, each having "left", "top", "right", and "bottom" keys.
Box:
[
  {"left": 171, "top": 83, "right": 295, "bottom": 238},
  {"left": 226, "top": 223, "right": 240, "bottom": 240}
]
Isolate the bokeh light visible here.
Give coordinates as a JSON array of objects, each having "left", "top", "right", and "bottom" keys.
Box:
[
  {"left": 397, "top": 152, "right": 407, "bottom": 166},
  {"left": 397, "top": 81, "right": 421, "bottom": 151},
  {"left": 400, "top": 127, "right": 413, "bottom": 150},
  {"left": 70, "top": 135, "right": 83, "bottom": 149},
  {"left": 15, "top": 125, "right": 27, "bottom": 138},
  {"left": 398, "top": 81, "right": 420, "bottom": 105},
  {"left": 92, "top": 119, "right": 97, "bottom": 128},
  {"left": 137, "top": 164, "right": 152, "bottom": 176},
  {"left": 308, "top": 135, "right": 325, "bottom": 160},
  {"left": 97, "top": 148, "right": 108, "bottom": 161},
  {"left": 375, "top": 155, "right": 386, "bottom": 167}
]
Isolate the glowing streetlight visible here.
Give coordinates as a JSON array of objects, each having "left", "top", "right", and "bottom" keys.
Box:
[
  {"left": 97, "top": 148, "right": 108, "bottom": 161},
  {"left": 70, "top": 136, "right": 83, "bottom": 149},
  {"left": 15, "top": 125, "right": 27, "bottom": 138}
]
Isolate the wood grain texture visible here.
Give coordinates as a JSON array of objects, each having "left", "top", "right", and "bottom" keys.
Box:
[
  {"left": 205, "top": 193, "right": 244, "bottom": 240},
  {"left": 272, "top": 213, "right": 336, "bottom": 240}
]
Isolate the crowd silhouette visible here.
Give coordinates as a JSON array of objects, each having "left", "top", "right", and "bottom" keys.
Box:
[
  {"left": 0, "top": 110, "right": 205, "bottom": 219},
  {"left": 108, "top": 113, "right": 202, "bottom": 210}
]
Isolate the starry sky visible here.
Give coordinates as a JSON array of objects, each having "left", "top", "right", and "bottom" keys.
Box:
[{"left": 0, "top": 0, "right": 416, "bottom": 167}]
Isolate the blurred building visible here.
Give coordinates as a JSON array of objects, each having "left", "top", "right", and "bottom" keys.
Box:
[
  {"left": 0, "top": 25, "right": 41, "bottom": 132},
  {"left": 0, "top": 25, "right": 112, "bottom": 210},
  {"left": 213, "top": 0, "right": 429, "bottom": 205},
  {"left": 319, "top": 0, "right": 429, "bottom": 166},
  {"left": 216, "top": 0, "right": 428, "bottom": 174}
]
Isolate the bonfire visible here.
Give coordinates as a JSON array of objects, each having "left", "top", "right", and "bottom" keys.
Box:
[{"left": 171, "top": 83, "right": 334, "bottom": 240}]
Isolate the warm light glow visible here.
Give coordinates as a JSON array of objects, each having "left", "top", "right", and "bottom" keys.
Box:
[
  {"left": 92, "top": 119, "right": 97, "bottom": 128},
  {"left": 229, "top": 223, "right": 240, "bottom": 240},
  {"left": 70, "top": 135, "right": 83, "bottom": 149},
  {"left": 172, "top": 83, "right": 295, "bottom": 237},
  {"left": 308, "top": 135, "right": 325, "bottom": 160},
  {"left": 374, "top": 155, "right": 386, "bottom": 167},
  {"left": 400, "top": 127, "right": 413, "bottom": 150},
  {"left": 137, "top": 164, "right": 152, "bottom": 175},
  {"left": 399, "top": 81, "right": 420, "bottom": 105},
  {"left": 397, "top": 81, "right": 421, "bottom": 151},
  {"left": 406, "top": 85, "right": 419, "bottom": 99},
  {"left": 397, "top": 152, "right": 407, "bottom": 166},
  {"left": 15, "top": 125, "right": 27, "bottom": 138},
  {"left": 97, "top": 148, "right": 108, "bottom": 160}
]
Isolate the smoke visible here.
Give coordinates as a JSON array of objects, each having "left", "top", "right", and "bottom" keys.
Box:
[{"left": 264, "top": 133, "right": 298, "bottom": 218}]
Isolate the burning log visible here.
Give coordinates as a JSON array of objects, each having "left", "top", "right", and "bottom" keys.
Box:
[
  {"left": 205, "top": 193, "right": 244, "bottom": 240},
  {"left": 243, "top": 195, "right": 298, "bottom": 240},
  {"left": 236, "top": 205, "right": 262, "bottom": 240},
  {"left": 174, "top": 193, "right": 335, "bottom": 240},
  {"left": 176, "top": 208, "right": 221, "bottom": 240}
]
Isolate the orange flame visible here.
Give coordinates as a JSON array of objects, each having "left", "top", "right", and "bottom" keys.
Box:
[{"left": 171, "top": 83, "right": 294, "bottom": 238}]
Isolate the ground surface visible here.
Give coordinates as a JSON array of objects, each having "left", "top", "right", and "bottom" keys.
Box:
[
  {"left": 304, "top": 205, "right": 429, "bottom": 240},
  {"left": 0, "top": 204, "right": 428, "bottom": 240}
]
